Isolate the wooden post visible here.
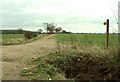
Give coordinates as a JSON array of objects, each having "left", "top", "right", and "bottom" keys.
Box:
[{"left": 103, "top": 19, "right": 109, "bottom": 49}]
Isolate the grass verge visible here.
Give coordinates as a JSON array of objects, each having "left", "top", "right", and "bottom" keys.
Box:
[{"left": 20, "top": 43, "right": 119, "bottom": 80}]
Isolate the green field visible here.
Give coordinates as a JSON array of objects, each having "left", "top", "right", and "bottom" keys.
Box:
[
  {"left": 1, "top": 34, "right": 45, "bottom": 45},
  {"left": 21, "top": 34, "right": 119, "bottom": 80},
  {"left": 1, "top": 34, "right": 118, "bottom": 46},
  {"left": 55, "top": 34, "right": 118, "bottom": 47},
  {"left": 0, "top": 34, "right": 25, "bottom": 45},
  {"left": 2, "top": 34, "right": 25, "bottom": 39}
]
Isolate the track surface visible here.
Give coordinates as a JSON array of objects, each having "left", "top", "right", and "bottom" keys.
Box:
[{"left": 2, "top": 35, "right": 57, "bottom": 80}]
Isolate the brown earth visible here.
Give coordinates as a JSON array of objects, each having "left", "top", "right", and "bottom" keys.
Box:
[{"left": 1, "top": 34, "right": 57, "bottom": 80}]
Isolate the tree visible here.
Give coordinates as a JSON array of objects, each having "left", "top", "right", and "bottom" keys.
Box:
[
  {"left": 55, "top": 27, "right": 62, "bottom": 33},
  {"left": 49, "top": 23, "right": 55, "bottom": 33},
  {"left": 58, "top": 27, "right": 62, "bottom": 33},
  {"left": 61, "top": 30, "right": 71, "bottom": 34},
  {"left": 38, "top": 29, "right": 43, "bottom": 34},
  {"left": 55, "top": 28, "right": 59, "bottom": 33},
  {"left": 43, "top": 23, "right": 56, "bottom": 34}
]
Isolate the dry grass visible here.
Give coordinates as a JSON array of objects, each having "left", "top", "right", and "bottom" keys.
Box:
[
  {"left": 20, "top": 34, "right": 119, "bottom": 80},
  {"left": 52, "top": 42, "right": 119, "bottom": 80},
  {"left": 22, "top": 42, "right": 119, "bottom": 80}
]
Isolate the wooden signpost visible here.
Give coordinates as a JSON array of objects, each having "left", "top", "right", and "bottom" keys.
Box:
[{"left": 103, "top": 19, "right": 109, "bottom": 49}]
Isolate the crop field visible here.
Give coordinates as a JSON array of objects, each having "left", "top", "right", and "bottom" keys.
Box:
[
  {"left": 2, "top": 34, "right": 120, "bottom": 80},
  {"left": 19, "top": 34, "right": 119, "bottom": 80},
  {"left": 1, "top": 34, "right": 45, "bottom": 45},
  {"left": 2, "top": 34, "right": 24, "bottom": 39},
  {"left": 55, "top": 34, "right": 118, "bottom": 47},
  {"left": 1, "top": 34, "right": 25, "bottom": 45}
]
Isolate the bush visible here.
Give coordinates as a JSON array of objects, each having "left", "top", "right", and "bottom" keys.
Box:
[
  {"left": 46, "top": 49, "right": 120, "bottom": 80},
  {"left": 24, "top": 31, "right": 37, "bottom": 39}
]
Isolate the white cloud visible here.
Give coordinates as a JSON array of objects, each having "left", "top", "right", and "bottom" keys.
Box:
[{"left": 0, "top": 0, "right": 119, "bottom": 33}]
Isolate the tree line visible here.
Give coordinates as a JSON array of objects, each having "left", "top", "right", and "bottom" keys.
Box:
[
  {"left": 1, "top": 23, "right": 71, "bottom": 39},
  {"left": 38, "top": 23, "right": 71, "bottom": 34}
]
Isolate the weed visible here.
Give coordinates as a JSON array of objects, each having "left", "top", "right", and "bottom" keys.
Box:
[{"left": 20, "top": 34, "right": 119, "bottom": 80}]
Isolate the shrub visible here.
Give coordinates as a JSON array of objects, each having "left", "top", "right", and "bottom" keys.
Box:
[
  {"left": 24, "top": 31, "right": 37, "bottom": 39},
  {"left": 45, "top": 48, "right": 119, "bottom": 80}
]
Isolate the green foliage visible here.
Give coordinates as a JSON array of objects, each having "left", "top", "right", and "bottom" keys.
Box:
[
  {"left": 43, "top": 23, "right": 66, "bottom": 34},
  {"left": 55, "top": 27, "right": 62, "bottom": 33},
  {"left": 24, "top": 31, "right": 37, "bottom": 39},
  {"left": 21, "top": 45, "right": 119, "bottom": 80},
  {"left": 20, "top": 33, "right": 119, "bottom": 80},
  {"left": 51, "top": 51, "right": 120, "bottom": 80},
  {"left": 21, "top": 68, "right": 31, "bottom": 76},
  {"left": 20, "top": 53, "right": 66, "bottom": 80}
]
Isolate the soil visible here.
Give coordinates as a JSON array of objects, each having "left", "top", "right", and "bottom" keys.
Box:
[{"left": 1, "top": 34, "right": 57, "bottom": 80}]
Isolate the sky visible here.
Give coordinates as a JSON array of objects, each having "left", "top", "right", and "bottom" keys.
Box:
[{"left": 0, "top": 0, "right": 119, "bottom": 33}]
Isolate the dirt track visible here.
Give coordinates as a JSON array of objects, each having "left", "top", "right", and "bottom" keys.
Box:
[{"left": 2, "top": 35, "right": 57, "bottom": 80}]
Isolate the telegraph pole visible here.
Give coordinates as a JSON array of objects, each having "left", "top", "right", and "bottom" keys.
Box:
[{"left": 103, "top": 19, "right": 109, "bottom": 49}]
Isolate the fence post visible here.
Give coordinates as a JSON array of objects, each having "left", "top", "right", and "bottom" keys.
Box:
[{"left": 103, "top": 19, "right": 109, "bottom": 49}]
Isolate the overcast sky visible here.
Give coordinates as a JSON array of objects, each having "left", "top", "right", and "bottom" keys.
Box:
[{"left": 0, "top": 0, "right": 119, "bottom": 33}]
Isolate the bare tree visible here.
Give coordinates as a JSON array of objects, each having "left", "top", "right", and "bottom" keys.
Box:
[
  {"left": 38, "top": 29, "right": 43, "bottom": 34},
  {"left": 43, "top": 23, "right": 56, "bottom": 34}
]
